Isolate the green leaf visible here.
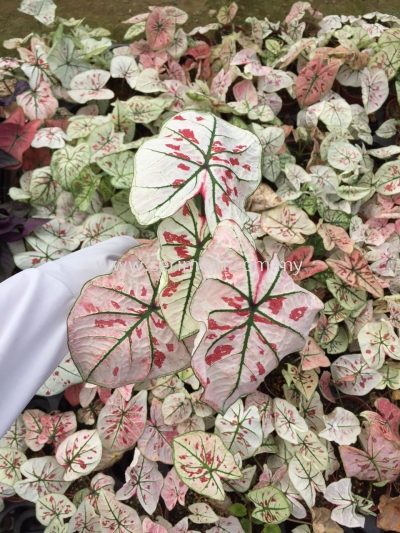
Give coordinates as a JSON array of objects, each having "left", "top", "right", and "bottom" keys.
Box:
[
  {"left": 247, "top": 486, "right": 290, "bottom": 524},
  {"left": 229, "top": 503, "right": 248, "bottom": 517},
  {"left": 263, "top": 525, "right": 281, "bottom": 533},
  {"left": 240, "top": 518, "right": 251, "bottom": 533},
  {"left": 71, "top": 167, "right": 100, "bottom": 211}
]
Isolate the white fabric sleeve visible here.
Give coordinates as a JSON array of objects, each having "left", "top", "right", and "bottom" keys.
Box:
[{"left": 0, "top": 236, "right": 138, "bottom": 438}]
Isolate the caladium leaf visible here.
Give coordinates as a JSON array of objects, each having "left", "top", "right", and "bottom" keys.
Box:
[
  {"left": 55, "top": 430, "right": 102, "bottom": 481},
  {"left": 36, "top": 493, "right": 76, "bottom": 526},
  {"left": 206, "top": 516, "right": 244, "bottom": 533},
  {"left": 331, "top": 353, "right": 382, "bottom": 395},
  {"left": 29, "top": 166, "right": 61, "bottom": 206},
  {"left": 317, "top": 222, "right": 354, "bottom": 254},
  {"left": 88, "top": 122, "right": 124, "bottom": 162},
  {"left": 23, "top": 409, "right": 46, "bottom": 451},
  {"left": 326, "top": 249, "right": 384, "bottom": 298},
  {"left": 0, "top": 107, "right": 41, "bottom": 167},
  {"left": 261, "top": 205, "right": 316, "bottom": 244},
  {"left": 130, "top": 110, "right": 262, "bottom": 234},
  {"left": 162, "top": 392, "right": 192, "bottom": 425},
  {"left": 146, "top": 8, "right": 176, "bottom": 51},
  {"left": 326, "top": 277, "right": 367, "bottom": 312},
  {"left": 283, "top": 365, "right": 318, "bottom": 400},
  {"left": 97, "top": 389, "right": 147, "bottom": 453},
  {"left": 110, "top": 56, "right": 139, "bottom": 89},
  {"left": 0, "top": 448, "right": 26, "bottom": 486},
  {"left": 215, "top": 399, "right": 262, "bottom": 459},
  {"left": 188, "top": 502, "right": 219, "bottom": 523},
  {"left": 51, "top": 144, "right": 90, "bottom": 191},
  {"left": 285, "top": 246, "right": 327, "bottom": 282},
  {"left": 299, "top": 337, "right": 330, "bottom": 370},
  {"left": 273, "top": 398, "right": 308, "bottom": 444},
  {"left": 217, "top": 2, "right": 238, "bottom": 24},
  {"left": 116, "top": 449, "right": 163, "bottom": 514},
  {"left": 14, "top": 457, "right": 71, "bottom": 502},
  {"left": 68, "top": 499, "right": 100, "bottom": 533},
  {"left": 19, "top": 0, "right": 56, "bottom": 25},
  {"left": 245, "top": 391, "right": 274, "bottom": 441},
  {"left": 34, "top": 219, "right": 81, "bottom": 253},
  {"left": 361, "top": 68, "right": 389, "bottom": 114},
  {"left": 98, "top": 490, "right": 142, "bottom": 533},
  {"left": 191, "top": 221, "right": 323, "bottom": 412},
  {"left": 319, "top": 407, "right": 361, "bottom": 445},
  {"left": 0, "top": 416, "right": 27, "bottom": 452},
  {"left": 31, "top": 128, "right": 71, "bottom": 150},
  {"left": 161, "top": 467, "right": 188, "bottom": 510},
  {"left": 288, "top": 452, "right": 326, "bottom": 508},
  {"left": 158, "top": 200, "right": 210, "bottom": 340},
  {"left": 39, "top": 412, "right": 77, "bottom": 450},
  {"left": 137, "top": 398, "right": 178, "bottom": 464},
  {"left": 97, "top": 151, "right": 134, "bottom": 189},
  {"left": 173, "top": 431, "right": 242, "bottom": 501},
  {"left": 358, "top": 320, "right": 400, "bottom": 369},
  {"left": 17, "top": 81, "right": 58, "bottom": 122},
  {"left": 47, "top": 38, "right": 90, "bottom": 89},
  {"left": 327, "top": 142, "right": 362, "bottom": 172},
  {"left": 247, "top": 485, "right": 290, "bottom": 524},
  {"left": 376, "top": 161, "right": 400, "bottom": 195},
  {"left": 339, "top": 423, "right": 400, "bottom": 482},
  {"left": 71, "top": 167, "right": 100, "bottom": 212},
  {"left": 68, "top": 241, "right": 190, "bottom": 386},
  {"left": 324, "top": 478, "right": 366, "bottom": 528},
  {"left": 284, "top": 430, "right": 328, "bottom": 471},
  {"left": 68, "top": 70, "right": 114, "bottom": 104},
  {"left": 80, "top": 213, "right": 138, "bottom": 248},
  {"left": 296, "top": 55, "right": 342, "bottom": 107}
]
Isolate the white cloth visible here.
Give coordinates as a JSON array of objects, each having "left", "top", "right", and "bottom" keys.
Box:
[{"left": 0, "top": 236, "right": 138, "bottom": 438}]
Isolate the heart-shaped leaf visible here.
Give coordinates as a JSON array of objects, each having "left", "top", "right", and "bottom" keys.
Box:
[
  {"left": 358, "top": 320, "right": 400, "bottom": 369},
  {"left": 215, "top": 399, "right": 262, "bottom": 459},
  {"left": 188, "top": 502, "right": 219, "bottom": 523},
  {"left": 55, "top": 430, "right": 102, "bottom": 481},
  {"left": 68, "top": 241, "right": 190, "bottom": 387},
  {"left": 361, "top": 68, "right": 389, "bottom": 114},
  {"left": 68, "top": 70, "right": 114, "bottom": 104},
  {"left": 273, "top": 398, "right": 308, "bottom": 444},
  {"left": 0, "top": 448, "right": 27, "bottom": 486},
  {"left": 14, "top": 457, "right": 71, "bottom": 502},
  {"left": 110, "top": 56, "right": 139, "bottom": 89},
  {"left": 191, "top": 221, "right": 322, "bottom": 412},
  {"left": 158, "top": 200, "right": 210, "bottom": 340},
  {"left": 296, "top": 55, "right": 342, "bottom": 107},
  {"left": 130, "top": 110, "right": 261, "bottom": 233},
  {"left": 116, "top": 449, "right": 163, "bottom": 514},
  {"left": 324, "top": 478, "right": 366, "bottom": 528},
  {"left": 319, "top": 407, "right": 361, "bottom": 445},
  {"left": 331, "top": 353, "right": 382, "bottom": 395},
  {"left": 261, "top": 205, "right": 316, "bottom": 244},
  {"left": 19, "top": 0, "right": 56, "bottom": 25},
  {"left": 97, "top": 389, "right": 147, "bottom": 453},
  {"left": 0, "top": 107, "right": 41, "bottom": 167},
  {"left": 47, "top": 37, "right": 90, "bottom": 89},
  {"left": 67, "top": 499, "right": 100, "bottom": 533},
  {"left": 146, "top": 8, "right": 176, "bottom": 51},
  {"left": 173, "top": 431, "right": 242, "bottom": 501},
  {"left": 247, "top": 485, "right": 290, "bottom": 524},
  {"left": 17, "top": 81, "right": 58, "bottom": 121},
  {"left": 161, "top": 467, "right": 188, "bottom": 510},
  {"left": 0, "top": 416, "right": 27, "bottom": 452},
  {"left": 98, "top": 489, "right": 142, "bottom": 533},
  {"left": 288, "top": 452, "right": 326, "bottom": 508},
  {"left": 285, "top": 246, "right": 327, "bottom": 282},
  {"left": 36, "top": 493, "right": 76, "bottom": 526},
  {"left": 375, "top": 161, "right": 400, "bottom": 195},
  {"left": 80, "top": 213, "right": 138, "bottom": 248}
]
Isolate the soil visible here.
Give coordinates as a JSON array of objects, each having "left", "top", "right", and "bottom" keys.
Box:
[
  {"left": 387, "top": 99, "right": 400, "bottom": 120},
  {"left": 0, "top": 0, "right": 399, "bottom": 53}
]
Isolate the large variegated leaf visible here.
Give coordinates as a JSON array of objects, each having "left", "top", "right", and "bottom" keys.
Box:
[
  {"left": 55, "top": 430, "right": 102, "bottom": 481},
  {"left": 191, "top": 221, "right": 322, "bottom": 412},
  {"left": 326, "top": 249, "right": 384, "bottom": 298},
  {"left": 14, "top": 457, "right": 71, "bottom": 502},
  {"left": 331, "top": 354, "right": 382, "bottom": 395},
  {"left": 68, "top": 70, "right": 114, "bottom": 104},
  {"left": 260, "top": 205, "right": 316, "bottom": 244},
  {"left": 34, "top": 219, "right": 81, "bottom": 252},
  {"left": 327, "top": 142, "right": 362, "bottom": 172},
  {"left": 80, "top": 213, "right": 138, "bottom": 248},
  {"left": 247, "top": 485, "right": 290, "bottom": 524},
  {"left": 215, "top": 399, "right": 262, "bottom": 458},
  {"left": 130, "top": 111, "right": 262, "bottom": 233},
  {"left": 110, "top": 56, "right": 139, "bottom": 89},
  {"left": 98, "top": 490, "right": 142, "bottom": 533},
  {"left": 146, "top": 7, "right": 176, "bottom": 51},
  {"left": 68, "top": 499, "right": 100, "bottom": 533},
  {"left": 358, "top": 320, "right": 400, "bottom": 369},
  {"left": 173, "top": 431, "right": 242, "bottom": 501},
  {"left": 158, "top": 200, "right": 210, "bottom": 340},
  {"left": 296, "top": 55, "right": 342, "bottom": 107},
  {"left": 319, "top": 407, "right": 361, "bottom": 445},
  {"left": 47, "top": 38, "right": 90, "bottom": 89},
  {"left": 273, "top": 398, "right": 308, "bottom": 444},
  {"left": 137, "top": 398, "right": 178, "bottom": 464},
  {"left": 161, "top": 467, "right": 188, "bottom": 510},
  {"left": 361, "top": 68, "right": 389, "bottom": 114},
  {"left": 51, "top": 144, "right": 90, "bottom": 191},
  {"left": 288, "top": 452, "right": 326, "bottom": 508},
  {"left": 324, "top": 478, "right": 366, "bottom": 528},
  {"left": 375, "top": 161, "right": 400, "bottom": 195},
  {"left": 0, "top": 448, "right": 26, "bottom": 486},
  {"left": 339, "top": 424, "right": 400, "bottom": 482},
  {"left": 17, "top": 81, "right": 58, "bottom": 121},
  {"left": 36, "top": 493, "right": 76, "bottom": 526},
  {"left": 0, "top": 416, "right": 27, "bottom": 452},
  {"left": 68, "top": 241, "right": 190, "bottom": 387},
  {"left": 116, "top": 449, "right": 163, "bottom": 514},
  {"left": 19, "top": 0, "right": 56, "bottom": 25},
  {"left": 97, "top": 390, "right": 147, "bottom": 453}
]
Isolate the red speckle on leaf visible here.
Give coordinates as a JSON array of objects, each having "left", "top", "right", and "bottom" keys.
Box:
[
  {"left": 289, "top": 307, "right": 308, "bottom": 321},
  {"left": 205, "top": 344, "right": 234, "bottom": 366},
  {"left": 230, "top": 158, "right": 239, "bottom": 166},
  {"left": 113, "top": 367, "right": 119, "bottom": 377},
  {"left": 174, "top": 115, "right": 185, "bottom": 120},
  {"left": 154, "top": 350, "right": 166, "bottom": 368},
  {"left": 267, "top": 297, "right": 286, "bottom": 315},
  {"left": 215, "top": 205, "right": 222, "bottom": 217},
  {"left": 175, "top": 246, "right": 191, "bottom": 259},
  {"left": 182, "top": 204, "right": 190, "bottom": 216},
  {"left": 178, "top": 163, "right": 190, "bottom": 171},
  {"left": 167, "top": 344, "right": 174, "bottom": 352},
  {"left": 111, "top": 300, "right": 120, "bottom": 310},
  {"left": 243, "top": 164, "right": 251, "bottom": 171},
  {"left": 166, "top": 144, "right": 181, "bottom": 150},
  {"left": 222, "top": 193, "right": 229, "bottom": 206},
  {"left": 178, "top": 129, "right": 199, "bottom": 144},
  {"left": 163, "top": 231, "right": 191, "bottom": 245},
  {"left": 95, "top": 318, "right": 127, "bottom": 328},
  {"left": 196, "top": 117, "right": 205, "bottom": 121},
  {"left": 209, "top": 319, "right": 231, "bottom": 331},
  {"left": 256, "top": 362, "right": 265, "bottom": 375},
  {"left": 254, "top": 314, "right": 274, "bottom": 325}
]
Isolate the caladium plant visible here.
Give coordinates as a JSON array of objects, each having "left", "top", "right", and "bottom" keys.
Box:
[{"left": 4, "top": 1, "right": 400, "bottom": 531}]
